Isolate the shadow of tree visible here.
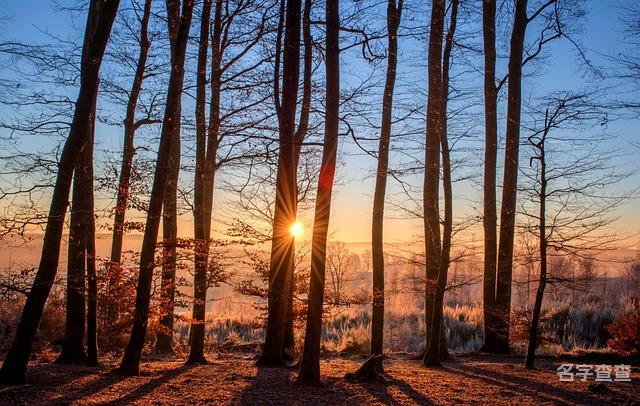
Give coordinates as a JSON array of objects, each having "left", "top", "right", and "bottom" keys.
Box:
[
  {"left": 107, "top": 364, "right": 195, "bottom": 404},
  {"left": 237, "top": 365, "right": 369, "bottom": 404},
  {"left": 0, "top": 363, "right": 124, "bottom": 404},
  {"left": 446, "top": 362, "right": 613, "bottom": 405},
  {"left": 354, "top": 375, "right": 435, "bottom": 405}
]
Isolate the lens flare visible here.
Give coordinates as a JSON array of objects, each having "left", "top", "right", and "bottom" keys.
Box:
[{"left": 289, "top": 221, "right": 303, "bottom": 238}]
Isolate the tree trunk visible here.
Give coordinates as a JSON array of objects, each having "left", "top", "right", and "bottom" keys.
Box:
[
  {"left": 283, "top": 0, "right": 313, "bottom": 356},
  {"left": 297, "top": 0, "right": 339, "bottom": 385},
  {"left": 118, "top": 0, "right": 194, "bottom": 376},
  {"left": 85, "top": 91, "right": 99, "bottom": 367},
  {"left": 155, "top": 131, "right": 180, "bottom": 354},
  {"left": 189, "top": 0, "right": 215, "bottom": 365},
  {"left": 424, "top": 0, "right": 456, "bottom": 367},
  {"left": 107, "top": 0, "right": 153, "bottom": 327},
  {"left": 258, "top": 0, "right": 301, "bottom": 367},
  {"left": 480, "top": 0, "right": 502, "bottom": 354},
  {"left": 59, "top": 84, "right": 99, "bottom": 366},
  {"left": 525, "top": 112, "right": 548, "bottom": 370},
  {"left": 422, "top": 0, "right": 445, "bottom": 368},
  {"left": 434, "top": 0, "right": 458, "bottom": 362},
  {"left": 369, "top": 0, "right": 402, "bottom": 371},
  {"left": 58, "top": 143, "right": 89, "bottom": 365},
  {"left": 0, "top": 0, "right": 120, "bottom": 385},
  {"left": 494, "top": 0, "right": 528, "bottom": 355}
]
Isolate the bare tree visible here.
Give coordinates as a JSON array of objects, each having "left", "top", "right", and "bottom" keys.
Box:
[
  {"left": 118, "top": 0, "right": 195, "bottom": 376},
  {"left": 0, "top": 0, "right": 120, "bottom": 385},
  {"left": 325, "top": 242, "right": 359, "bottom": 305},
  {"left": 368, "top": 0, "right": 403, "bottom": 374},
  {"left": 107, "top": 0, "right": 156, "bottom": 327},
  {"left": 297, "top": 0, "right": 340, "bottom": 385},
  {"left": 427, "top": 0, "right": 459, "bottom": 364},
  {"left": 483, "top": 0, "right": 584, "bottom": 354},
  {"left": 520, "top": 92, "right": 630, "bottom": 368},
  {"left": 258, "top": 0, "right": 301, "bottom": 367},
  {"left": 422, "top": 0, "right": 445, "bottom": 368}
]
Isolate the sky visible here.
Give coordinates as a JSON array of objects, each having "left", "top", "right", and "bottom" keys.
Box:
[{"left": 0, "top": 0, "right": 638, "bottom": 248}]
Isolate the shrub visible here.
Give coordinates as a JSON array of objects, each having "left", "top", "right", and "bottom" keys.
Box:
[{"left": 606, "top": 300, "right": 640, "bottom": 355}]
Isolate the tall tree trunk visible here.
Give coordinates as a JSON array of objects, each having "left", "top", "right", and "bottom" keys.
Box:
[
  {"left": 435, "top": 0, "right": 458, "bottom": 362},
  {"left": 349, "top": 0, "right": 403, "bottom": 379},
  {"left": 86, "top": 91, "right": 99, "bottom": 367},
  {"left": 424, "top": 0, "right": 457, "bottom": 366},
  {"left": 525, "top": 111, "right": 548, "bottom": 370},
  {"left": 480, "top": 0, "right": 501, "bottom": 354},
  {"left": 107, "top": 0, "right": 153, "bottom": 327},
  {"left": 494, "top": 0, "right": 528, "bottom": 355},
  {"left": 58, "top": 146, "right": 90, "bottom": 365},
  {"left": 283, "top": 0, "right": 313, "bottom": 356},
  {"left": 422, "top": 0, "right": 445, "bottom": 368},
  {"left": 59, "top": 82, "right": 99, "bottom": 366},
  {"left": 155, "top": 133, "right": 180, "bottom": 354},
  {"left": 258, "top": 0, "right": 301, "bottom": 367},
  {"left": 297, "top": 0, "right": 339, "bottom": 385},
  {"left": 189, "top": 0, "right": 215, "bottom": 364},
  {"left": 118, "top": 0, "right": 194, "bottom": 376},
  {"left": 371, "top": 0, "right": 402, "bottom": 365},
  {"left": 155, "top": 2, "right": 185, "bottom": 352},
  {"left": 0, "top": 0, "right": 120, "bottom": 385}
]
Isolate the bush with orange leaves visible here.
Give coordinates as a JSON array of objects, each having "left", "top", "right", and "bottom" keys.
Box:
[{"left": 606, "top": 299, "right": 640, "bottom": 355}]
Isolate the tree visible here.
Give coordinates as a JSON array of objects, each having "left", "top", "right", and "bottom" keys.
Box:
[
  {"left": 284, "top": 0, "right": 314, "bottom": 357},
  {"left": 297, "top": 0, "right": 340, "bottom": 385},
  {"left": 0, "top": 0, "right": 121, "bottom": 385},
  {"left": 258, "top": 0, "right": 302, "bottom": 367},
  {"left": 186, "top": 0, "right": 214, "bottom": 364},
  {"left": 189, "top": 0, "right": 273, "bottom": 363},
  {"left": 520, "top": 92, "right": 629, "bottom": 369},
  {"left": 368, "top": 0, "right": 402, "bottom": 372},
  {"left": 325, "top": 242, "right": 359, "bottom": 305},
  {"left": 483, "top": 0, "right": 579, "bottom": 354},
  {"left": 426, "top": 0, "right": 459, "bottom": 365},
  {"left": 480, "top": 0, "right": 500, "bottom": 354},
  {"left": 107, "top": 0, "right": 155, "bottom": 328},
  {"left": 421, "top": 0, "right": 445, "bottom": 367},
  {"left": 118, "top": 0, "right": 194, "bottom": 376},
  {"left": 58, "top": 86, "right": 99, "bottom": 366}
]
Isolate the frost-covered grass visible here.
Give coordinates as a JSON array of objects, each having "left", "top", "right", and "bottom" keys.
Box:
[{"left": 170, "top": 293, "right": 627, "bottom": 356}]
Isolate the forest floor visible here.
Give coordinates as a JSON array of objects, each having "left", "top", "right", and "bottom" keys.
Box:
[{"left": 1, "top": 353, "right": 639, "bottom": 405}]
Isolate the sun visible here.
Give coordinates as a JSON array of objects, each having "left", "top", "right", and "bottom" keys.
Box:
[{"left": 289, "top": 221, "right": 303, "bottom": 238}]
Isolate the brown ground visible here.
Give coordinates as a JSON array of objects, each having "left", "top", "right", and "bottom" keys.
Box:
[{"left": 1, "top": 353, "right": 638, "bottom": 405}]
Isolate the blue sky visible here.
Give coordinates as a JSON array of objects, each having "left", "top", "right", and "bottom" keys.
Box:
[{"left": 0, "top": 0, "right": 638, "bottom": 246}]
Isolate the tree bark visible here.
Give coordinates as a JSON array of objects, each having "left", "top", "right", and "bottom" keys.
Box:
[
  {"left": 525, "top": 111, "right": 548, "bottom": 370},
  {"left": 0, "top": 0, "right": 120, "bottom": 385},
  {"left": 58, "top": 140, "right": 89, "bottom": 365},
  {"left": 494, "top": 0, "right": 528, "bottom": 355},
  {"left": 297, "top": 0, "right": 339, "bottom": 385},
  {"left": 424, "top": 0, "right": 457, "bottom": 366},
  {"left": 283, "top": 0, "right": 313, "bottom": 356},
  {"left": 258, "top": 0, "right": 301, "bottom": 367},
  {"left": 189, "top": 0, "right": 215, "bottom": 364},
  {"left": 480, "top": 0, "right": 502, "bottom": 354},
  {"left": 118, "top": 0, "right": 194, "bottom": 376},
  {"left": 107, "top": 0, "right": 153, "bottom": 327},
  {"left": 369, "top": 0, "right": 402, "bottom": 370},
  {"left": 435, "top": 0, "right": 458, "bottom": 362},
  {"left": 155, "top": 128, "right": 180, "bottom": 354},
  {"left": 422, "top": 0, "right": 445, "bottom": 368},
  {"left": 86, "top": 90, "right": 99, "bottom": 367}
]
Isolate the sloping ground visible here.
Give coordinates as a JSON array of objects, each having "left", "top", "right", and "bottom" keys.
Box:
[{"left": 0, "top": 354, "right": 638, "bottom": 405}]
